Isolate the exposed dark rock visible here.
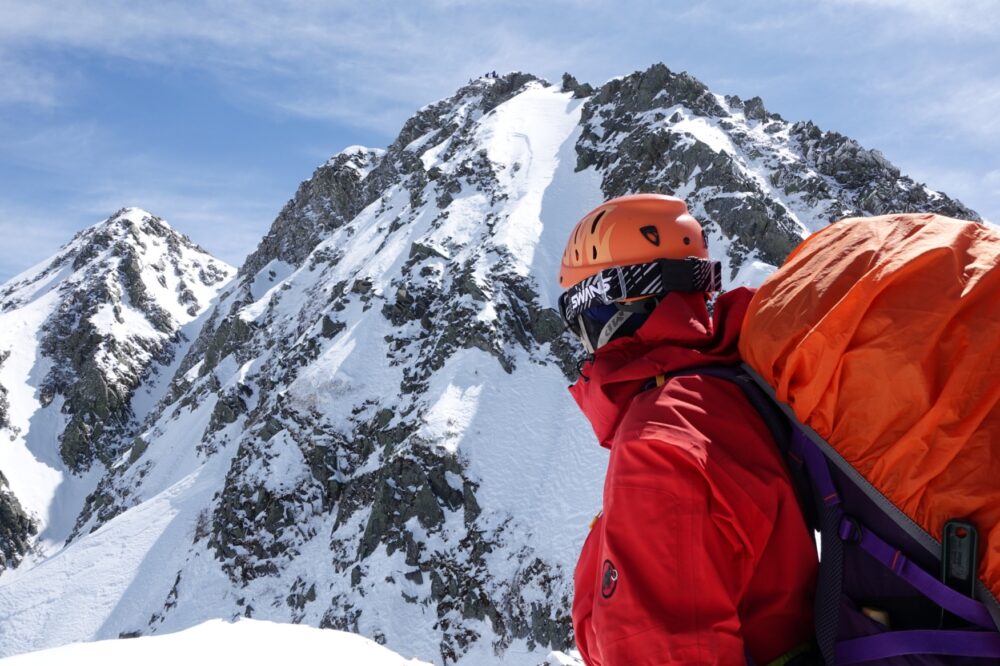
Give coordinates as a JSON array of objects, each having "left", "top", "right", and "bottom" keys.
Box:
[
  {"left": 788, "top": 121, "right": 978, "bottom": 220},
  {"left": 320, "top": 314, "right": 345, "bottom": 339},
  {"left": 240, "top": 150, "right": 384, "bottom": 280},
  {"left": 25, "top": 211, "right": 224, "bottom": 472},
  {"left": 575, "top": 62, "right": 978, "bottom": 273},
  {"left": 584, "top": 63, "right": 726, "bottom": 124},
  {"left": 0, "top": 350, "right": 9, "bottom": 430},
  {"left": 206, "top": 391, "right": 248, "bottom": 436},
  {"left": 743, "top": 96, "right": 771, "bottom": 121},
  {"left": 0, "top": 470, "right": 36, "bottom": 572},
  {"left": 201, "top": 315, "right": 253, "bottom": 378},
  {"left": 561, "top": 73, "right": 594, "bottom": 99}
]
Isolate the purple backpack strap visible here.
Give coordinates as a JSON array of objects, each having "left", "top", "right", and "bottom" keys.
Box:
[
  {"left": 840, "top": 517, "right": 996, "bottom": 630},
  {"left": 743, "top": 364, "right": 1000, "bottom": 664},
  {"left": 797, "top": 428, "right": 846, "bottom": 664},
  {"left": 679, "top": 364, "right": 1000, "bottom": 663},
  {"left": 795, "top": 427, "right": 1000, "bottom": 663},
  {"left": 837, "top": 630, "right": 1000, "bottom": 664}
]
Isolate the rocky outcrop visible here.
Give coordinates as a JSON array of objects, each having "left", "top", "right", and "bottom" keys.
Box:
[
  {"left": 0, "top": 349, "right": 29, "bottom": 571},
  {"left": 787, "top": 121, "right": 978, "bottom": 220},
  {"left": 30, "top": 210, "right": 233, "bottom": 472},
  {"left": 0, "top": 470, "right": 36, "bottom": 572},
  {"left": 0, "top": 350, "right": 9, "bottom": 431},
  {"left": 560, "top": 73, "right": 593, "bottom": 99},
  {"left": 241, "top": 150, "right": 385, "bottom": 280}
]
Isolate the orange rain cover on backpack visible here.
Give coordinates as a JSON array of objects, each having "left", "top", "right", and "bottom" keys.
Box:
[{"left": 740, "top": 213, "right": 1000, "bottom": 607}]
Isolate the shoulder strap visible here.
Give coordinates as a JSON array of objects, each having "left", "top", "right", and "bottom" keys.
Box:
[{"left": 653, "top": 365, "right": 816, "bottom": 530}]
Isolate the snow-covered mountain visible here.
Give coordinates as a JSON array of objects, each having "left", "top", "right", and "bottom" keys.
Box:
[
  {"left": 0, "top": 65, "right": 978, "bottom": 663},
  {"left": 0, "top": 208, "right": 234, "bottom": 568}
]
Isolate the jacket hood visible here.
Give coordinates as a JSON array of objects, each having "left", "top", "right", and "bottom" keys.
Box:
[{"left": 569, "top": 287, "right": 754, "bottom": 448}]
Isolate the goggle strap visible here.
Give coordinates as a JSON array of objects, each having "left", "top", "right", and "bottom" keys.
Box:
[{"left": 559, "top": 258, "right": 722, "bottom": 324}]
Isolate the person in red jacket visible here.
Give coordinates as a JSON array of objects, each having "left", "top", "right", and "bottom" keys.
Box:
[{"left": 556, "top": 194, "right": 819, "bottom": 665}]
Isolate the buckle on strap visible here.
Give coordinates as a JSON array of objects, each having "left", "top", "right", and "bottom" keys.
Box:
[{"left": 838, "top": 516, "right": 862, "bottom": 543}]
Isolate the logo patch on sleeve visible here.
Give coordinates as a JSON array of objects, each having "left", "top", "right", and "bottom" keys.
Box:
[{"left": 601, "top": 559, "right": 619, "bottom": 599}]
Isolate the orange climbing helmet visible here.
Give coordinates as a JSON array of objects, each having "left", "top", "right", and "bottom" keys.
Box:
[
  {"left": 558, "top": 193, "right": 710, "bottom": 289},
  {"left": 556, "top": 194, "right": 720, "bottom": 353}
]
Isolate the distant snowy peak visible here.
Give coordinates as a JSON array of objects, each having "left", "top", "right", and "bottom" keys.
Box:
[
  {"left": 0, "top": 207, "right": 234, "bottom": 570},
  {"left": 2, "top": 208, "right": 227, "bottom": 311},
  {"left": 21, "top": 208, "right": 235, "bottom": 472}
]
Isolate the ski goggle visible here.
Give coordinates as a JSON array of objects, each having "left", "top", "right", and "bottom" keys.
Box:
[{"left": 557, "top": 257, "right": 722, "bottom": 332}]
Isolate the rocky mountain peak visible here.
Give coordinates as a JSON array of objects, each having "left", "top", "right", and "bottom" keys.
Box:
[
  {"left": 577, "top": 62, "right": 977, "bottom": 271},
  {"left": 0, "top": 207, "right": 234, "bottom": 571}
]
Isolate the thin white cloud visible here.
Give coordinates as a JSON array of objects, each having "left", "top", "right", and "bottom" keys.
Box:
[
  {"left": 862, "top": 61, "right": 1000, "bottom": 148},
  {"left": 0, "top": 114, "right": 286, "bottom": 278},
  {"left": 827, "top": 0, "right": 1000, "bottom": 35},
  {"left": 0, "top": 121, "right": 109, "bottom": 172},
  {"left": 0, "top": 2, "right": 594, "bottom": 131},
  {"left": 986, "top": 170, "right": 1000, "bottom": 193},
  {"left": 920, "top": 78, "right": 1000, "bottom": 145},
  {"left": 0, "top": 205, "right": 86, "bottom": 283},
  {"left": 0, "top": 52, "right": 62, "bottom": 107}
]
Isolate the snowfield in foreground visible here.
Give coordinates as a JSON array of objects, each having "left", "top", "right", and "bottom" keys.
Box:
[
  {"left": 0, "top": 619, "right": 433, "bottom": 666},
  {"left": 0, "top": 619, "right": 583, "bottom": 666}
]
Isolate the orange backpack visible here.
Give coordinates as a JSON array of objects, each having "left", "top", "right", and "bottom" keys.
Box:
[{"left": 739, "top": 213, "right": 1000, "bottom": 664}]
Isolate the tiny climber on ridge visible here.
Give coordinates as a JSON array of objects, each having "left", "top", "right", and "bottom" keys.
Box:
[{"left": 556, "top": 193, "right": 819, "bottom": 665}]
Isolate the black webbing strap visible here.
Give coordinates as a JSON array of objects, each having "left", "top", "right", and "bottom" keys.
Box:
[{"left": 814, "top": 494, "right": 843, "bottom": 665}]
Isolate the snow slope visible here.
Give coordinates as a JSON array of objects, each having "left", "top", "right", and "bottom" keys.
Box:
[{"left": 0, "top": 618, "right": 433, "bottom": 666}]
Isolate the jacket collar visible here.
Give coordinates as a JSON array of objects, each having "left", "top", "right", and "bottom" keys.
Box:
[{"left": 568, "top": 287, "right": 754, "bottom": 448}]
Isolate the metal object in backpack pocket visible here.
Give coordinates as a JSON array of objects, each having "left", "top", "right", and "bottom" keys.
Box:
[{"left": 941, "top": 519, "right": 979, "bottom": 628}]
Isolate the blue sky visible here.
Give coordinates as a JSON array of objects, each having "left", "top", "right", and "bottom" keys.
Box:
[{"left": 1, "top": 0, "right": 997, "bottom": 282}]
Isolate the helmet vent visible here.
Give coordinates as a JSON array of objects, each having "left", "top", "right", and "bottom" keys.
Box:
[
  {"left": 592, "top": 246, "right": 598, "bottom": 260},
  {"left": 640, "top": 225, "right": 660, "bottom": 246},
  {"left": 590, "top": 210, "right": 606, "bottom": 234},
  {"left": 683, "top": 236, "right": 691, "bottom": 245},
  {"left": 575, "top": 249, "right": 580, "bottom": 261}
]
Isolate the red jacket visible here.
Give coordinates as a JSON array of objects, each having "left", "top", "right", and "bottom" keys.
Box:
[{"left": 570, "top": 288, "right": 818, "bottom": 665}]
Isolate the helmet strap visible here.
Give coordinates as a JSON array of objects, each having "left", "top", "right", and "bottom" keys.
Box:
[
  {"left": 596, "top": 309, "right": 634, "bottom": 349},
  {"left": 577, "top": 314, "right": 596, "bottom": 355}
]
